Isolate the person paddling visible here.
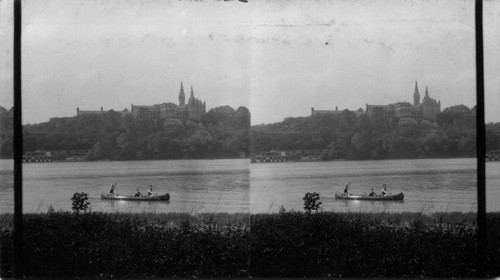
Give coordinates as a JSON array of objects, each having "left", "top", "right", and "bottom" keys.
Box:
[
  {"left": 381, "top": 184, "right": 388, "bottom": 196},
  {"left": 343, "top": 182, "right": 351, "bottom": 196},
  {"left": 109, "top": 183, "right": 116, "bottom": 195}
]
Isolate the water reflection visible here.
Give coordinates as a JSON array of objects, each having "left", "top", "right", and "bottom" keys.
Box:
[{"left": 334, "top": 199, "right": 404, "bottom": 212}]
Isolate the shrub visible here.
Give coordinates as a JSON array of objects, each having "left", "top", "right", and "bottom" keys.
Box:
[
  {"left": 303, "top": 192, "right": 322, "bottom": 213},
  {"left": 71, "top": 192, "right": 90, "bottom": 213}
]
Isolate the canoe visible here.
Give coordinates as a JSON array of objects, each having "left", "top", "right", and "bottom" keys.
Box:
[
  {"left": 101, "top": 192, "right": 170, "bottom": 201},
  {"left": 335, "top": 191, "right": 404, "bottom": 201}
]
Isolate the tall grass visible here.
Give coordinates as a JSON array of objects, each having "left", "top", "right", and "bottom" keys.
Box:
[
  {"left": 0, "top": 212, "right": 250, "bottom": 229},
  {"left": 0, "top": 211, "right": 250, "bottom": 278},
  {"left": 0, "top": 211, "right": 498, "bottom": 278},
  {"left": 0, "top": 211, "right": 475, "bottom": 228},
  {"left": 250, "top": 211, "right": 499, "bottom": 277}
]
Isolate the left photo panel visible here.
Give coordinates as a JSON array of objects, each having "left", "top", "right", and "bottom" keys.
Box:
[{"left": 0, "top": 0, "right": 250, "bottom": 215}]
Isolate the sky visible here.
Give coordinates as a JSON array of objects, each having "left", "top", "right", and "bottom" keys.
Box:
[{"left": 0, "top": 0, "right": 499, "bottom": 125}]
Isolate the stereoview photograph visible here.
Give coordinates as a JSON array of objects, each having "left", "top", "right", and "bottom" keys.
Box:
[{"left": 0, "top": 0, "right": 499, "bottom": 278}]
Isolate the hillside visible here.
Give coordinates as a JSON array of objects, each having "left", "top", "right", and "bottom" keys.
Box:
[
  {"left": 251, "top": 105, "right": 500, "bottom": 160},
  {"left": 1, "top": 104, "right": 499, "bottom": 160},
  {"left": 0, "top": 105, "right": 250, "bottom": 160}
]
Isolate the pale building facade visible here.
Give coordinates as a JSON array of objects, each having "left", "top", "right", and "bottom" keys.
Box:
[
  {"left": 131, "top": 82, "right": 206, "bottom": 121},
  {"left": 366, "top": 81, "right": 441, "bottom": 120}
]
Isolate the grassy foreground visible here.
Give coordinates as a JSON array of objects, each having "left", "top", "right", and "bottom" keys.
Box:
[{"left": 1, "top": 211, "right": 499, "bottom": 278}]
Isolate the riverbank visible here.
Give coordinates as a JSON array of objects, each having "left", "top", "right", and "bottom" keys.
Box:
[
  {"left": 7, "top": 154, "right": 487, "bottom": 162},
  {"left": 251, "top": 155, "right": 478, "bottom": 163},
  {"left": 1, "top": 211, "right": 498, "bottom": 278},
  {"left": 18, "top": 155, "right": 250, "bottom": 163}
]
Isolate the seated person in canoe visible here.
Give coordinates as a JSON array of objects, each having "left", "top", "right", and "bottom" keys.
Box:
[
  {"left": 381, "top": 184, "right": 388, "bottom": 196},
  {"left": 147, "top": 185, "right": 154, "bottom": 197},
  {"left": 134, "top": 188, "right": 143, "bottom": 197},
  {"left": 368, "top": 188, "right": 376, "bottom": 196}
]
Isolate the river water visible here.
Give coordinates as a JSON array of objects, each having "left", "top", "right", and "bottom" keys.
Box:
[
  {"left": 0, "top": 158, "right": 498, "bottom": 213},
  {"left": 0, "top": 159, "right": 250, "bottom": 213},
  {"left": 251, "top": 158, "right": 500, "bottom": 213}
]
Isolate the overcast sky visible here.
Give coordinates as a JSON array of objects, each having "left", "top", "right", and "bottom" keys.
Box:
[{"left": 0, "top": 0, "right": 499, "bottom": 125}]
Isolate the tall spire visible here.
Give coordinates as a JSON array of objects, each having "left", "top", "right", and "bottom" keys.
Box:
[
  {"left": 179, "top": 81, "right": 185, "bottom": 106},
  {"left": 422, "top": 85, "right": 431, "bottom": 103},
  {"left": 190, "top": 86, "right": 194, "bottom": 98},
  {"left": 413, "top": 80, "right": 420, "bottom": 106}
]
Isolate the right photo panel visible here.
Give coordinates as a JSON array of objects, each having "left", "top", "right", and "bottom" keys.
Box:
[
  {"left": 250, "top": 0, "right": 499, "bottom": 214},
  {"left": 248, "top": 0, "right": 499, "bottom": 277}
]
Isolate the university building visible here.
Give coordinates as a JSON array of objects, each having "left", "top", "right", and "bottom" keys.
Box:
[
  {"left": 76, "top": 82, "right": 206, "bottom": 122},
  {"left": 311, "top": 106, "right": 340, "bottom": 116},
  {"left": 366, "top": 81, "right": 441, "bottom": 120},
  {"left": 131, "top": 82, "right": 206, "bottom": 122},
  {"left": 76, "top": 106, "right": 106, "bottom": 116}
]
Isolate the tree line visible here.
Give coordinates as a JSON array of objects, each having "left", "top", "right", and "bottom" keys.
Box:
[
  {"left": 1, "top": 104, "right": 499, "bottom": 160},
  {"left": 0, "top": 105, "right": 249, "bottom": 160},
  {"left": 251, "top": 104, "right": 500, "bottom": 160}
]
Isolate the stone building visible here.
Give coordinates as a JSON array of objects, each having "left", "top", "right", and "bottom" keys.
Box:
[
  {"left": 76, "top": 82, "right": 206, "bottom": 122},
  {"left": 131, "top": 81, "right": 206, "bottom": 121},
  {"left": 76, "top": 107, "right": 106, "bottom": 116},
  {"left": 311, "top": 106, "right": 340, "bottom": 116},
  {"left": 366, "top": 81, "right": 441, "bottom": 120},
  {"left": 76, "top": 107, "right": 130, "bottom": 117}
]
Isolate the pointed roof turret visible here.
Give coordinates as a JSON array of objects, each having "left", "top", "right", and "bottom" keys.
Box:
[
  {"left": 190, "top": 86, "right": 194, "bottom": 98},
  {"left": 180, "top": 81, "right": 185, "bottom": 96},
  {"left": 413, "top": 80, "right": 420, "bottom": 106},
  {"left": 179, "top": 81, "right": 186, "bottom": 106},
  {"left": 422, "top": 85, "right": 431, "bottom": 103}
]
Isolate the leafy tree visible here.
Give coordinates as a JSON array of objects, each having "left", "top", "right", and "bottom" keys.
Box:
[
  {"left": 163, "top": 118, "right": 184, "bottom": 138},
  {"left": 86, "top": 141, "right": 103, "bottom": 160},
  {"left": 486, "top": 123, "right": 500, "bottom": 151}
]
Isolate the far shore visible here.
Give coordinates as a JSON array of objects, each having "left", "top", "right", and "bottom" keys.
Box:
[
  {"left": 252, "top": 155, "right": 478, "bottom": 163},
  {"left": 2, "top": 155, "right": 480, "bottom": 162}
]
